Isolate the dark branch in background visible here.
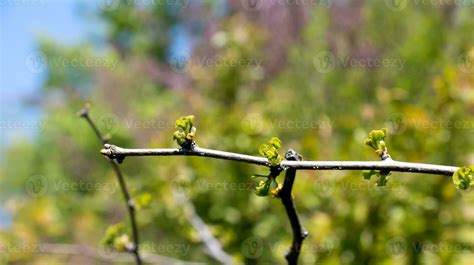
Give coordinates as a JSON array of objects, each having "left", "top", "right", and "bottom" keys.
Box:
[
  {"left": 100, "top": 144, "right": 459, "bottom": 176},
  {"left": 279, "top": 150, "right": 308, "bottom": 265},
  {"left": 172, "top": 190, "right": 233, "bottom": 264},
  {"left": 38, "top": 243, "right": 202, "bottom": 265},
  {"left": 78, "top": 107, "right": 142, "bottom": 265}
]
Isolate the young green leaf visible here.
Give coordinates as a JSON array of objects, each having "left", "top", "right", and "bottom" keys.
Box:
[
  {"left": 113, "top": 234, "right": 132, "bottom": 252},
  {"left": 365, "top": 128, "right": 388, "bottom": 157},
  {"left": 362, "top": 169, "right": 390, "bottom": 186},
  {"left": 255, "top": 179, "right": 272, "bottom": 196},
  {"left": 259, "top": 137, "right": 283, "bottom": 166},
  {"left": 362, "top": 169, "right": 378, "bottom": 180},
  {"left": 376, "top": 173, "right": 389, "bottom": 187},
  {"left": 452, "top": 166, "right": 474, "bottom": 190},
  {"left": 173, "top": 115, "right": 196, "bottom": 148},
  {"left": 101, "top": 223, "right": 126, "bottom": 247},
  {"left": 269, "top": 137, "right": 282, "bottom": 149}
]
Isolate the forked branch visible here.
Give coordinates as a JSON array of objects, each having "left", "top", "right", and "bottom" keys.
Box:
[
  {"left": 78, "top": 107, "right": 142, "bottom": 265},
  {"left": 84, "top": 113, "right": 471, "bottom": 265},
  {"left": 100, "top": 144, "right": 459, "bottom": 176}
]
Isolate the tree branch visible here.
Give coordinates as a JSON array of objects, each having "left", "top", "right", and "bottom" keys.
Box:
[
  {"left": 38, "top": 243, "right": 202, "bottom": 264},
  {"left": 100, "top": 144, "right": 459, "bottom": 176},
  {"left": 280, "top": 150, "right": 308, "bottom": 265},
  {"left": 78, "top": 107, "right": 142, "bottom": 265},
  {"left": 172, "top": 190, "right": 233, "bottom": 264}
]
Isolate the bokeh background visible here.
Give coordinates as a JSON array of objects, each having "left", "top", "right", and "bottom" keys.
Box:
[{"left": 1, "top": 0, "right": 474, "bottom": 264}]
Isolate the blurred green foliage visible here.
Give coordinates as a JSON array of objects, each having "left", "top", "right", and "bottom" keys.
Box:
[{"left": 1, "top": 1, "right": 474, "bottom": 264}]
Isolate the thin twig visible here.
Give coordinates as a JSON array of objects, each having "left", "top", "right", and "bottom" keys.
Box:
[
  {"left": 100, "top": 144, "right": 459, "bottom": 176},
  {"left": 279, "top": 150, "right": 308, "bottom": 265},
  {"left": 78, "top": 107, "right": 143, "bottom": 265}
]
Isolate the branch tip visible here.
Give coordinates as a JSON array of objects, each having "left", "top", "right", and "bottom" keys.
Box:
[
  {"left": 77, "top": 103, "right": 91, "bottom": 118},
  {"left": 100, "top": 148, "right": 111, "bottom": 157}
]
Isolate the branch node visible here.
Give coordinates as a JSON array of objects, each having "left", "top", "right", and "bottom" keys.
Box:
[
  {"left": 180, "top": 140, "right": 196, "bottom": 151},
  {"left": 127, "top": 199, "right": 136, "bottom": 210},
  {"left": 302, "top": 229, "right": 309, "bottom": 239},
  {"left": 381, "top": 149, "right": 391, "bottom": 161},
  {"left": 101, "top": 144, "right": 125, "bottom": 163},
  {"left": 270, "top": 165, "right": 284, "bottom": 178},
  {"left": 380, "top": 150, "right": 392, "bottom": 177}
]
